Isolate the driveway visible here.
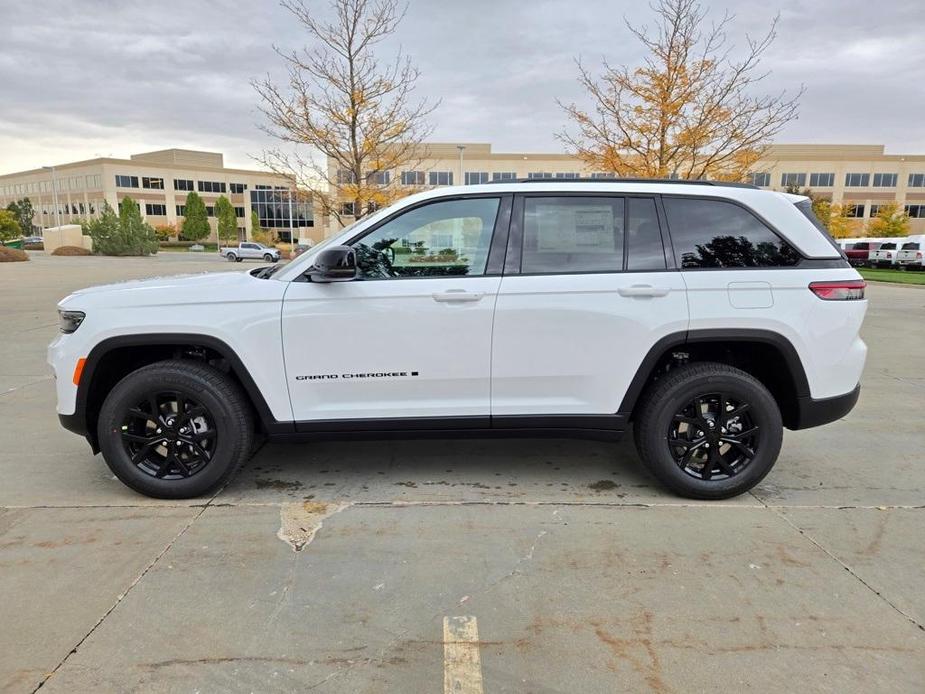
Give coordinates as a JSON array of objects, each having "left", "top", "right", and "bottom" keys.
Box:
[{"left": 1, "top": 253, "right": 922, "bottom": 692}]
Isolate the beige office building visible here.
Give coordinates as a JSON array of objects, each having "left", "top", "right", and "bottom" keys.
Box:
[
  {"left": 328, "top": 142, "right": 925, "bottom": 236},
  {"left": 0, "top": 149, "right": 318, "bottom": 242}
]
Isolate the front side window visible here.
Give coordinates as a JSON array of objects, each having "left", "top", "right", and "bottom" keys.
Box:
[
  {"left": 522, "top": 197, "right": 624, "bottom": 274},
  {"left": 350, "top": 197, "right": 500, "bottom": 279},
  {"left": 663, "top": 198, "right": 800, "bottom": 269}
]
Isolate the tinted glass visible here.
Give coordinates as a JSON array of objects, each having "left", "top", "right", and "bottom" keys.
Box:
[
  {"left": 880, "top": 243, "right": 897, "bottom": 250},
  {"left": 902, "top": 242, "right": 920, "bottom": 250},
  {"left": 626, "top": 198, "right": 666, "bottom": 270},
  {"left": 522, "top": 197, "right": 624, "bottom": 273},
  {"left": 351, "top": 197, "right": 500, "bottom": 279},
  {"left": 664, "top": 198, "right": 800, "bottom": 269}
]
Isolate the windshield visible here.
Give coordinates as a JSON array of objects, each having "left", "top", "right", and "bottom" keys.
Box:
[{"left": 902, "top": 242, "right": 920, "bottom": 250}]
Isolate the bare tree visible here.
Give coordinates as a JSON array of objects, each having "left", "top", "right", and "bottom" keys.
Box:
[
  {"left": 557, "top": 0, "right": 803, "bottom": 181},
  {"left": 254, "top": 0, "right": 437, "bottom": 228}
]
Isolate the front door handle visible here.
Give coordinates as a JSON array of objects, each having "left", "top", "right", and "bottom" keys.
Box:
[
  {"left": 432, "top": 289, "right": 484, "bottom": 303},
  {"left": 618, "top": 284, "right": 671, "bottom": 298}
]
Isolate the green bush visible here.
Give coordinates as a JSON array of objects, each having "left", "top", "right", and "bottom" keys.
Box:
[{"left": 82, "top": 198, "right": 158, "bottom": 256}]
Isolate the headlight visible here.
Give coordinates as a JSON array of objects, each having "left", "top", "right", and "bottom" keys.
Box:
[{"left": 58, "top": 310, "right": 86, "bottom": 334}]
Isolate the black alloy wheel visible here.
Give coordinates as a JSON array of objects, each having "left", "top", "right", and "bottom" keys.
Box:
[
  {"left": 120, "top": 390, "right": 216, "bottom": 480},
  {"left": 667, "top": 393, "right": 758, "bottom": 481}
]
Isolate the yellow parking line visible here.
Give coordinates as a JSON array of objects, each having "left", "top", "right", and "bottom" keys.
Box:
[{"left": 443, "top": 615, "right": 484, "bottom": 694}]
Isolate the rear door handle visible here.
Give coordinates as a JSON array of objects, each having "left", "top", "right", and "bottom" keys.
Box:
[
  {"left": 618, "top": 285, "right": 671, "bottom": 298},
  {"left": 432, "top": 289, "right": 484, "bottom": 303}
]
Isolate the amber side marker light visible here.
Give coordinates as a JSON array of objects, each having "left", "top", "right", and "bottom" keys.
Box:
[
  {"left": 72, "top": 358, "right": 87, "bottom": 386},
  {"left": 809, "top": 279, "right": 866, "bottom": 301}
]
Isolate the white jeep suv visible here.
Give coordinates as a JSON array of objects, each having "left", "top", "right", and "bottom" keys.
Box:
[{"left": 49, "top": 180, "right": 867, "bottom": 500}]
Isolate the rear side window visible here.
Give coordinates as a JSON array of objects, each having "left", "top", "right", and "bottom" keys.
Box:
[
  {"left": 627, "top": 198, "right": 666, "bottom": 270},
  {"left": 902, "top": 242, "right": 920, "bottom": 250},
  {"left": 664, "top": 198, "right": 800, "bottom": 269},
  {"left": 522, "top": 197, "right": 624, "bottom": 273}
]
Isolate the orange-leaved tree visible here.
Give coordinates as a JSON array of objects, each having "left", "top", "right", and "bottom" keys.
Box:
[
  {"left": 557, "top": 0, "right": 802, "bottom": 181},
  {"left": 254, "top": 0, "right": 437, "bottom": 228}
]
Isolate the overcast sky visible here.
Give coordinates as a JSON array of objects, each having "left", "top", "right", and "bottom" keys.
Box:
[{"left": 1, "top": 0, "right": 923, "bottom": 175}]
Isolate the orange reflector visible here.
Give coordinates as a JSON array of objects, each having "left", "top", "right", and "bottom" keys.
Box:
[{"left": 72, "top": 358, "right": 87, "bottom": 386}]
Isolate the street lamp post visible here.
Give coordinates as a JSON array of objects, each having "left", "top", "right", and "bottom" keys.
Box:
[
  {"left": 42, "top": 166, "right": 61, "bottom": 228},
  {"left": 457, "top": 145, "right": 465, "bottom": 185}
]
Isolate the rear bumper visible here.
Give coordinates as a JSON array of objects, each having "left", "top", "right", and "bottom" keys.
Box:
[{"left": 791, "top": 384, "right": 860, "bottom": 430}]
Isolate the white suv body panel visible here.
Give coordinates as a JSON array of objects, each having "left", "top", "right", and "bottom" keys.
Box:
[
  {"left": 682, "top": 268, "right": 867, "bottom": 399},
  {"left": 281, "top": 276, "right": 502, "bottom": 420},
  {"left": 49, "top": 272, "right": 293, "bottom": 420},
  {"left": 490, "top": 271, "right": 688, "bottom": 415}
]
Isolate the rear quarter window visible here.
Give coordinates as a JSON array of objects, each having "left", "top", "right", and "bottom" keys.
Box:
[{"left": 663, "top": 198, "right": 800, "bottom": 269}]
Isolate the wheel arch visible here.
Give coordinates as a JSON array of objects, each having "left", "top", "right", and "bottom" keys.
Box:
[
  {"left": 619, "top": 329, "right": 810, "bottom": 430},
  {"left": 75, "top": 333, "right": 287, "bottom": 452}
]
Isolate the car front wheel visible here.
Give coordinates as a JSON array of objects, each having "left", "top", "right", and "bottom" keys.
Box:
[
  {"left": 263, "top": 253, "right": 274, "bottom": 262},
  {"left": 97, "top": 360, "right": 253, "bottom": 499},
  {"left": 633, "top": 362, "right": 783, "bottom": 500}
]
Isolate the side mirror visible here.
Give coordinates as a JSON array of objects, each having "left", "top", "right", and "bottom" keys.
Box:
[{"left": 305, "top": 246, "right": 357, "bottom": 282}]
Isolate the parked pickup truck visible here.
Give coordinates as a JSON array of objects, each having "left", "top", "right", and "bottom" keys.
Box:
[
  {"left": 220, "top": 242, "right": 280, "bottom": 263},
  {"left": 845, "top": 241, "right": 880, "bottom": 267},
  {"left": 896, "top": 236, "right": 925, "bottom": 269},
  {"left": 869, "top": 240, "right": 903, "bottom": 268}
]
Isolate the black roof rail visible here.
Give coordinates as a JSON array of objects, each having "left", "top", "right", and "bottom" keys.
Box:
[{"left": 485, "top": 177, "right": 757, "bottom": 189}]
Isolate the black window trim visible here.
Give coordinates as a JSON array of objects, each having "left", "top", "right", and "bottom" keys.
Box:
[
  {"left": 505, "top": 191, "right": 674, "bottom": 277},
  {"left": 332, "top": 193, "right": 513, "bottom": 282}
]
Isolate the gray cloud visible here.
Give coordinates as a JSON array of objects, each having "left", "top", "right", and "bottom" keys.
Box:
[{"left": 1, "top": 0, "right": 923, "bottom": 174}]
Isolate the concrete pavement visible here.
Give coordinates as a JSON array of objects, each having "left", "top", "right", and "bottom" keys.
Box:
[{"left": 1, "top": 252, "right": 922, "bottom": 692}]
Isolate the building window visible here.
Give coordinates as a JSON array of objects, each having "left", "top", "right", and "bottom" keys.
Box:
[
  {"left": 591, "top": 172, "right": 616, "bottom": 179},
  {"left": 142, "top": 177, "right": 164, "bottom": 190},
  {"left": 492, "top": 172, "right": 517, "bottom": 181},
  {"left": 844, "top": 204, "right": 865, "bottom": 218},
  {"left": 115, "top": 175, "right": 138, "bottom": 188},
  {"left": 908, "top": 173, "right": 925, "bottom": 188},
  {"left": 872, "top": 173, "right": 897, "bottom": 187},
  {"left": 905, "top": 205, "right": 925, "bottom": 219},
  {"left": 664, "top": 198, "right": 800, "bottom": 268},
  {"left": 176, "top": 205, "right": 186, "bottom": 216},
  {"left": 748, "top": 172, "right": 771, "bottom": 187},
  {"left": 869, "top": 205, "right": 881, "bottom": 218},
  {"left": 845, "top": 173, "right": 870, "bottom": 187},
  {"left": 198, "top": 180, "right": 226, "bottom": 194},
  {"left": 809, "top": 173, "right": 834, "bottom": 187},
  {"left": 340, "top": 202, "right": 356, "bottom": 216},
  {"left": 465, "top": 172, "right": 489, "bottom": 185},
  {"left": 367, "top": 171, "right": 390, "bottom": 185},
  {"left": 401, "top": 171, "right": 425, "bottom": 186},
  {"left": 174, "top": 179, "right": 194, "bottom": 191},
  {"left": 337, "top": 169, "right": 357, "bottom": 185},
  {"left": 780, "top": 173, "right": 806, "bottom": 188},
  {"left": 230, "top": 183, "right": 247, "bottom": 194},
  {"left": 554, "top": 172, "right": 581, "bottom": 179},
  {"left": 428, "top": 171, "right": 453, "bottom": 186},
  {"left": 249, "top": 189, "right": 313, "bottom": 229},
  {"left": 145, "top": 203, "right": 167, "bottom": 216},
  {"left": 234, "top": 206, "right": 245, "bottom": 218},
  {"left": 527, "top": 172, "right": 553, "bottom": 179},
  {"left": 205, "top": 206, "right": 215, "bottom": 217}
]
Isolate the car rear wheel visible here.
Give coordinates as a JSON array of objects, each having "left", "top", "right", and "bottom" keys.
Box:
[
  {"left": 225, "top": 253, "right": 237, "bottom": 262},
  {"left": 97, "top": 360, "right": 253, "bottom": 499},
  {"left": 633, "top": 362, "right": 782, "bottom": 500}
]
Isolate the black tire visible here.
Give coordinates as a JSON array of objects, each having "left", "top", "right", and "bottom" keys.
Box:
[
  {"left": 263, "top": 253, "right": 273, "bottom": 262},
  {"left": 633, "top": 362, "right": 782, "bottom": 500},
  {"left": 235, "top": 256, "right": 243, "bottom": 262},
  {"left": 97, "top": 360, "right": 253, "bottom": 499},
  {"left": 225, "top": 253, "right": 237, "bottom": 262}
]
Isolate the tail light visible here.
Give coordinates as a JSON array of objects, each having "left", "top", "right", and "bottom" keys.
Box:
[
  {"left": 809, "top": 279, "right": 866, "bottom": 301},
  {"left": 917, "top": 252, "right": 923, "bottom": 260},
  {"left": 886, "top": 252, "right": 892, "bottom": 259}
]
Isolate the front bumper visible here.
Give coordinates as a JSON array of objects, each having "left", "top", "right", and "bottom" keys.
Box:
[{"left": 791, "top": 384, "right": 860, "bottom": 430}]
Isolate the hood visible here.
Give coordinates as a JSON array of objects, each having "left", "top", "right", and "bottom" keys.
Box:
[{"left": 58, "top": 269, "right": 281, "bottom": 309}]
